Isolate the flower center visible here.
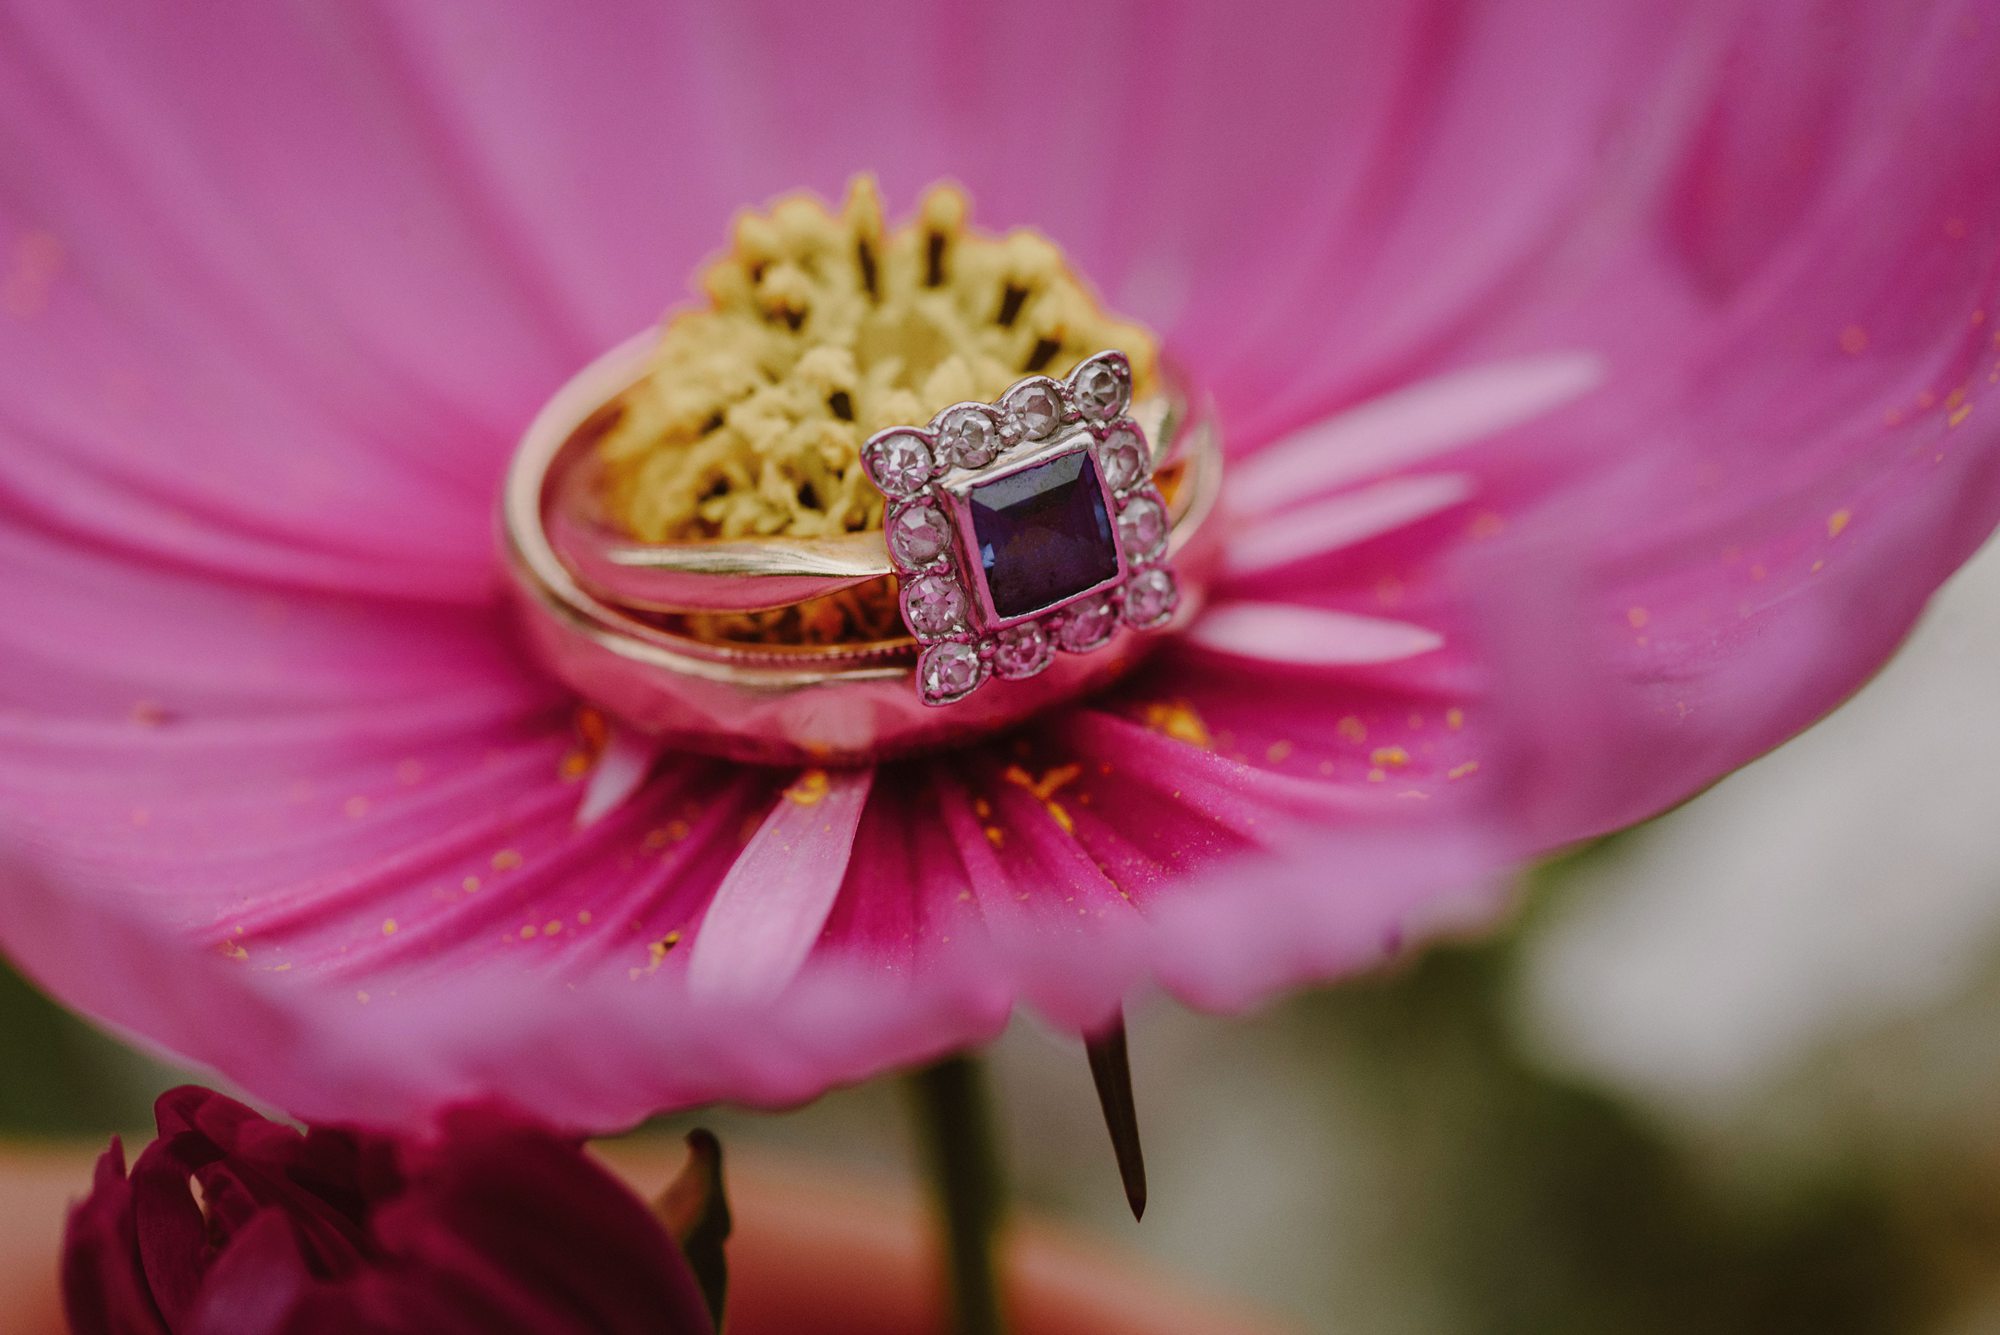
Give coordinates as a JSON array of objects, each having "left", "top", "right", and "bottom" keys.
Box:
[{"left": 594, "top": 177, "right": 1159, "bottom": 646}]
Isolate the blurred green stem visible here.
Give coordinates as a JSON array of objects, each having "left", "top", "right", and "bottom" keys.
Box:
[{"left": 907, "top": 1052, "right": 1008, "bottom": 1335}]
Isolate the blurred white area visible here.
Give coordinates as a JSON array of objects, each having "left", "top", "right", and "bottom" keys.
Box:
[{"left": 1517, "top": 535, "right": 2000, "bottom": 1124}]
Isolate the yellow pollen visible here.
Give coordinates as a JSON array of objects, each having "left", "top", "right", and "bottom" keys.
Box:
[
  {"left": 1949, "top": 405, "right": 1972, "bottom": 428},
  {"left": 1827, "top": 509, "right": 1851, "bottom": 537},
  {"left": 1266, "top": 740, "right": 1294, "bottom": 764},
  {"left": 1626, "top": 606, "right": 1649, "bottom": 629},
  {"left": 594, "top": 176, "right": 1158, "bottom": 646},
  {"left": 1003, "top": 762, "right": 1082, "bottom": 835},
  {"left": 1337, "top": 716, "right": 1368, "bottom": 744},
  {"left": 492, "top": 849, "right": 524, "bottom": 872},
  {"left": 559, "top": 706, "right": 611, "bottom": 781},
  {"left": 381, "top": 919, "right": 397, "bottom": 936},
  {"left": 634, "top": 931, "right": 681, "bottom": 979},
  {"left": 1141, "top": 698, "right": 1213, "bottom": 749},
  {"left": 1445, "top": 707, "right": 1465, "bottom": 731},
  {"left": 462, "top": 876, "right": 481, "bottom": 894},
  {"left": 1006, "top": 762, "right": 1082, "bottom": 800},
  {"left": 1367, "top": 768, "right": 1387, "bottom": 783},
  {"left": 519, "top": 924, "right": 538, "bottom": 940},
  {"left": 578, "top": 911, "right": 593, "bottom": 926},
  {"left": 785, "top": 769, "right": 832, "bottom": 805},
  {"left": 1370, "top": 746, "right": 1410, "bottom": 769},
  {"left": 1448, "top": 761, "right": 1480, "bottom": 780},
  {"left": 984, "top": 825, "right": 1006, "bottom": 849}
]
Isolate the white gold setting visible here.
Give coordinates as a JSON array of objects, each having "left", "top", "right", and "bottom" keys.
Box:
[{"left": 862, "top": 350, "right": 1179, "bottom": 706}]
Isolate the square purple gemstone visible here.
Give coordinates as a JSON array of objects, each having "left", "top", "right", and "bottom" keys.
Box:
[{"left": 967, "top": 450, "right": 1119, "bottom": 620}]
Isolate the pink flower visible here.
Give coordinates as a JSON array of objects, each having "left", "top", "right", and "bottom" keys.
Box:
[
  {"left": 1, "top": 2, "right": 1997, "bottom": 1128},
  {"left": 64, "top": 1086, "right": 713, "bottom": 1334}
]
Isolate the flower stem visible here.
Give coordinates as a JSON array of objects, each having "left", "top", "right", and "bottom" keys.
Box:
[{"left": 907, "top": 1052, "right": 1009, "bottom": 1335}]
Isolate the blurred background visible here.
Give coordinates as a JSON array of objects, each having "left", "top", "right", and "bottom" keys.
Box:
[{"left": 10, "top": 536, "right": 2000, "bottom": 1332}]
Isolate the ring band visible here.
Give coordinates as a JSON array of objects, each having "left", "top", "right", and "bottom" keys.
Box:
[
  {"left": 501, "top": 333, "right": 1223, "bottom": 761},
  {"left": 547, "top": 355, "right": 1197, "bottom": 616}
]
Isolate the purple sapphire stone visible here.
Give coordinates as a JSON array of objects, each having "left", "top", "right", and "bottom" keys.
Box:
[{"left": 967, "top": 450, "right": 1119, "bottom": 620}]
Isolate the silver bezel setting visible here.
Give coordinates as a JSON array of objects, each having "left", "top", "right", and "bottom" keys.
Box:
[{"left": 862, "top": 350, "right": 1179, "bottom": 706}]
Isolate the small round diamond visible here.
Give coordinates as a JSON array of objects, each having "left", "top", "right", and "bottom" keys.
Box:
[
  {"left": 1099, "top": 426, "right": 1147, "bottom": 491},
  {"left": 1122, "top": 568, "right": 1178, "bottom": 629},
  {"left": 919, "top": 641, "right": 985, "bottom": 705},
  {"left": 937, "top": 406, "right": 1001, "bottom": 468},
  {"left": 1117, "top": 494, "right": 1167, "bottom": 562},
  {"left": 1002, "top": 379, "right": 1064, "bottom": 439},
  {"left": 1054, "top": 595, "right": 1118, "bottom": 653},
  {"left": 902, "top": 573, "right": 967, "bottom": 638},
  {"left": 863, "top": 430, "right": 934, "bottom": 498},
  {"left": 992, "top": 622, "right": 1053, "bottom": 680},
  {"left": 888, "top": 503, "right": 951, "bottom": 567},
  {"left": 1072, "top": 358, "right": 1127, "bottom": 420}
]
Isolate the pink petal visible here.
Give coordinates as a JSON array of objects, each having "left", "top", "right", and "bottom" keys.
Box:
[
  {"left": 686, "top": 769, "right": 875, "bottom": 1002},
  {"left": 1186, "top": 603, "right": 1446, "bottom": 667},
  {"left": 0, "top": 835, "right": 1015, "bottom": 1126},
  {"left": 1223, "top": 473, "right": 1476, "bottom": 579},
  {"left": 573, "top": 729, "right": 661, "bottom": 829},
  {"left": 1149, "top": 821, "right": 1510, "bottom": 1013},
  {"left": 930, "top": 768, "right": 1146, "bottom": 1026},
  {"left": 0, "top": 1, "right": 1995, "bottom": 1134},
  {"left": 1231, "top": 353, "right": 1605, "bottom": 515}
]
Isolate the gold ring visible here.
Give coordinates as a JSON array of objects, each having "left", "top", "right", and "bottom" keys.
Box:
[{"left": 501, "top": 334, "right": 1222, "bottom": 762}]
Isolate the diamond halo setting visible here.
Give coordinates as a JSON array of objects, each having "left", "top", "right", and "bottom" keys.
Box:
[{"left": 861, "top": 351, "right": 1180, "bottom": 706}]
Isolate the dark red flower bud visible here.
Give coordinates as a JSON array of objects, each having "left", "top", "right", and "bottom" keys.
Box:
[{"left": 63, "top": 1086, "right": 713, "bottom": 1335}]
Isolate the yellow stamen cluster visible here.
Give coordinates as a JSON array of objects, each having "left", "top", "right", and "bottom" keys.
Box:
[{"left": 596, "top": 177, "right": 1158, "bottom": 645}]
